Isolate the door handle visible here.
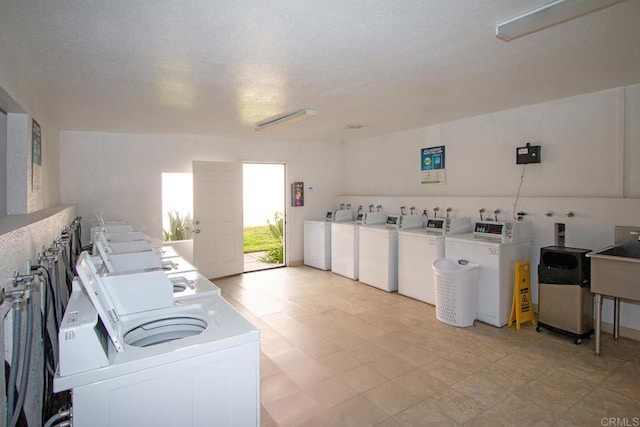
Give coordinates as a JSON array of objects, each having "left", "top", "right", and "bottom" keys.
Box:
[{"left": 195, "top": 229, "right": 201, "bottom": 234}]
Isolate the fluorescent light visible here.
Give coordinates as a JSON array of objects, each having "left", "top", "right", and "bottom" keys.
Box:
[
  {"left": 496, "top": 0, "right": 628, "bottom": 42},
  {"left": 254, "top": 109, "right": 316, "bottom": 132}
]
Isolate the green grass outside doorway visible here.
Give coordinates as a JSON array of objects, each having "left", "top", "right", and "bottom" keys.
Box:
[{"left": 244, "top": 225, "right": 281, "bottom": 253}]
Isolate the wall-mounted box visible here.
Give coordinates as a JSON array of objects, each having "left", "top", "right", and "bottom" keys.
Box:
[{"left": 516, "top": 143, "right": 541, "bottom": 164}]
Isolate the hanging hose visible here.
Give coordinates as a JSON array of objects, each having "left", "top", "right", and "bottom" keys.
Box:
[
  {"left": 53, "top": 258, "right": 64, "bottom": 325},
  {"left": 60, "top": 248, "right": 75, "bottom": 294},
  {"left": 44, "top": 408, "right": 72, "bottom": 427},
  {"left": 10, "top": 295, "right": 34, "bottom": 427},
  {"left": 5, "top": 304, "right": 23, "bottom": 427}
]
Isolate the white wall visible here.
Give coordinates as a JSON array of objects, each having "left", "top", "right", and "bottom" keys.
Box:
[
  {"left": 340, "top": 84, "right": 640, "bottom": 337},
  {"left": 0, "top": 83, "right": 61, "bottom": 213},
  {"left": 344, "top": 87, "right": 630, "bottom": 197},
  {"left": 1, "top": 63, "right": 65, "bottom": 426},
  {"left": 0, "top": 110, "right": 6, "bottom": 215},
  {"left": 59, "top": 132, "right": 345, "bottom": 264}
]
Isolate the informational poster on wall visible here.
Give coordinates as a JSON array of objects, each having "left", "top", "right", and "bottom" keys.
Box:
[
  {"left": 32, "top": 118, "right": 41, "bottom": 191},
  {"left": 291, "top": 181, "right": 304, "bottom": 207},
  {"left": 421, "top": 145, "right": 445, "bottom": 184}
]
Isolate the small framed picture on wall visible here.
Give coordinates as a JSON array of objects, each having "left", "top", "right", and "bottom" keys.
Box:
[{"left": 291, "top": 182, "right": 304, "bottom": 207}]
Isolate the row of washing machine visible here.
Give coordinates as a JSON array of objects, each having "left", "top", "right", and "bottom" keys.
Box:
[
  {"left": 54, "top": 216, "right": 260, "bottom": 427},
  {"left": 304, "top": 210, "right": 533, "bottom": 328}
]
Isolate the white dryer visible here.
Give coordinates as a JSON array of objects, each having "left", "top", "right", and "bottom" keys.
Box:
[
  {"left": 398, "top": 217, "right": 471, "bottom": 304},
  {"left": 55, "top": 259, "right": 260, "bottom": 427},
  {"left": 304, "top": 218, "right": 332, "bottom": 270},
  {"left": 359, "top": 214, "right": 424, "bottom": 292},
  {"left": 444, "top": 220, "right": 532, "bottom": 327}
]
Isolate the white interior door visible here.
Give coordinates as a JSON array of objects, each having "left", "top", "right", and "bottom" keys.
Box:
[{"left": 192, "top": 161, "right": 243, "bottom": 279}]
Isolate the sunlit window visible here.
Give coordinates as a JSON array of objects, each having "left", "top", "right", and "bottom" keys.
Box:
[{"left": 162, "top": 173, "right": 193, "bottom": 241}]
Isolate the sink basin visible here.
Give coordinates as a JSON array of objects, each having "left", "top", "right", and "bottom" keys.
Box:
[
  {"left": 593, "top": 242, "right": 640, "bottom": 259},
  {"left": 587, "top": 242, "right": 640, "bottom": 301}
]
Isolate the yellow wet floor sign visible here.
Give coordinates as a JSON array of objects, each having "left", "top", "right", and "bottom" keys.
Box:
[{"left": 508, "top": 260, "right": 536, "bottom": 330}]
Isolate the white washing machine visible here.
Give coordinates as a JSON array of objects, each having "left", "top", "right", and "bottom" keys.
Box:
[
  {"left": 331, "top": 211, "right": 386, "bottom": 280},
  {"left": 95, "top": 239, "right": 197, "bottom": 274},
  {"left": 304, "top": 218, "right": 332, "bottom": 270},
  {"left": 331, "top": 221, "right": 360, "bottom": 280},
  {"left": 55, "top": 257, "right": 260, "bottom": 427},
  {"left": 304, "top": 210, "right": 353, "bottom": 270},
  {"left": 398, "top": 217, "right": 472, "bottom": 304},
  {"left": 82, "top": 252, "right": 218, "bottom": 315},
  {"left": 359, "top": 214, "right": 424, "bottom": 292},
  {"left": 444, "top": 220, "right": 532, "bottom": 327}
]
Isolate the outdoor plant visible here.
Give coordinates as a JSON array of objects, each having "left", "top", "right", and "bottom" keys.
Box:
[
  {"left": 163, "top": 210, "right": 193, "bottom": 241},
  {"left": 259, "top": 211, "right": 284, "bottom": 263}
]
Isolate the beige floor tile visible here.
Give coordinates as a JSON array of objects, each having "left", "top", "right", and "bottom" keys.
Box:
[
  {"left": 581, "top": 386, "right": 640, "bottom": 414},
  {"left": 303, "top": 319, "right": 347, "bottom": 338},
  {"left": 419, "top": 356, "right": 474, "bottom": 385},
  {"left": 282, "top": 359, "right": 334, "bottom": 388},
  {"left": 497, "top": 350, "right": 555, "bottom": 380},
  {"left": 270, "top": 347, "right": 313, "bottom": 370},
  {"left": 367, "top": 353, "right": 416, "bottom": 380},
  {"left": 350, "top": 323, "right": 395, "bottom": 340},
  {"left": 558, "top": 400, "right": 631, "bottom": 426},
  {"left": 452, "top": 371, "right": 513, "bottom": 409},
  {"left": 317, "top": 350, "right": 363, "bottom": 375},
  {"left": 392, "top": 368, "right": 449, "bottom": 400},
  {"left": 364, "top": 381, "right": 420, "bottom": 416},
  {"left": 261, "top": 353, "right": 282, "bottom": 378},
  {"left": 260, "top": 405, "right": 279, "bottom": 427},
  {"left": 426, "top": 388, "right": 486, "bottom": 424},
  {"left": 394, "top": 343, "right": 440, "bottom": 367},
  {"left": 374, "top": 417, "right": 403, "bottom": 427},
  {"left": 393, "top": 401, "right": 457, "bottom": 426},
  {"left": 339, "top": 365, "right": 388, "bottom": 393},
  {"left": 261, "top": 371, "right": 302, "bottom": 404},
  {"left": 345, "top": 341, "right": 389, "bottom": 364},
  {"left": 305, "top": 376, "right": 359, "bottom": 410},
  {"left": 261, "top": 334, "right": 295, "bottom": 358},
  {"left": 322, "top": 395, "right": 390, "bottom": 426},
  {"left": 470, "top": 393, "right": 557, "bottom": 426},
  {"left": 298, "top": 336, "right": 343, "bottom": 359},
  {"left": 262, "top": 390, "right": 321, "bottom": 427},
  {"left": 514, "top": 368, "right": 592, "bottom": 416},
  {"left": 369, "top": 332, "right": 414, "bottom": 353},
  {"left": 325, "top": 329, "right": 368, "bottom": 349},
  {"left": 478, "top": 363, "right": 530, "bottom": 392},
  {"left": 214, "top": 266, "right": 640, "bottom": 427}
]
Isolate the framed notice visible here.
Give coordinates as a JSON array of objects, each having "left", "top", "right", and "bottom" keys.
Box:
[
  {"left": 421, "top": 145, "right": 445, "bottom": 184},
  {"left": 32, "top": 119, "right": 42, "bottom": 191},
  {"left": 291, "top": 181, "right": 304, "bottom": 207}
]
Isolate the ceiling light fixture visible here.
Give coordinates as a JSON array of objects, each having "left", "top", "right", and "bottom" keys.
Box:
[
  {"left": 254, "top": 109, "right": 316, "bottom": 132},
  {"left": 496, "top": 0, "right": 627, "bottom": 42}
]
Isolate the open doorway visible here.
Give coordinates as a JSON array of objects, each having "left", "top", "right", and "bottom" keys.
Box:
[{"left": 243, "top": 163, "right": 285, "bottom": 272}]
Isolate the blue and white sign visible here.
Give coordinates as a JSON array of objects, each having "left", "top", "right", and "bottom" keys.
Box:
[{"left": 421, "top": 145, "right": 446, "bottom": 184}]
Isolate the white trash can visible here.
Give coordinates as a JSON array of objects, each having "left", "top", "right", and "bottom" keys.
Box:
[{"left": 433, "top": 258, "right": 480, "bottom": 327}]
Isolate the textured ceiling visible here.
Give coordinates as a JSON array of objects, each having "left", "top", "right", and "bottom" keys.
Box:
[{"left": 0, "top": 0, "right": 639, "bottom": 142}]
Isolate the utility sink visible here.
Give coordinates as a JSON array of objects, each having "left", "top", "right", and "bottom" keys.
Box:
[{"left": 587, "top": 241, "right": 640, "bottom": 301}]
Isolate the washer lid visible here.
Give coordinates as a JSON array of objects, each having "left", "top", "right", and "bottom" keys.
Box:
[{"left": 75, "top": 251, "right": 125, "bottom": 352}]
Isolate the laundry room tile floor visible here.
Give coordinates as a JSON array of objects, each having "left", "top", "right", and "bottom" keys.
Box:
[{"left": 214, "top": 266, "right": 640, "bottom": 427}]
